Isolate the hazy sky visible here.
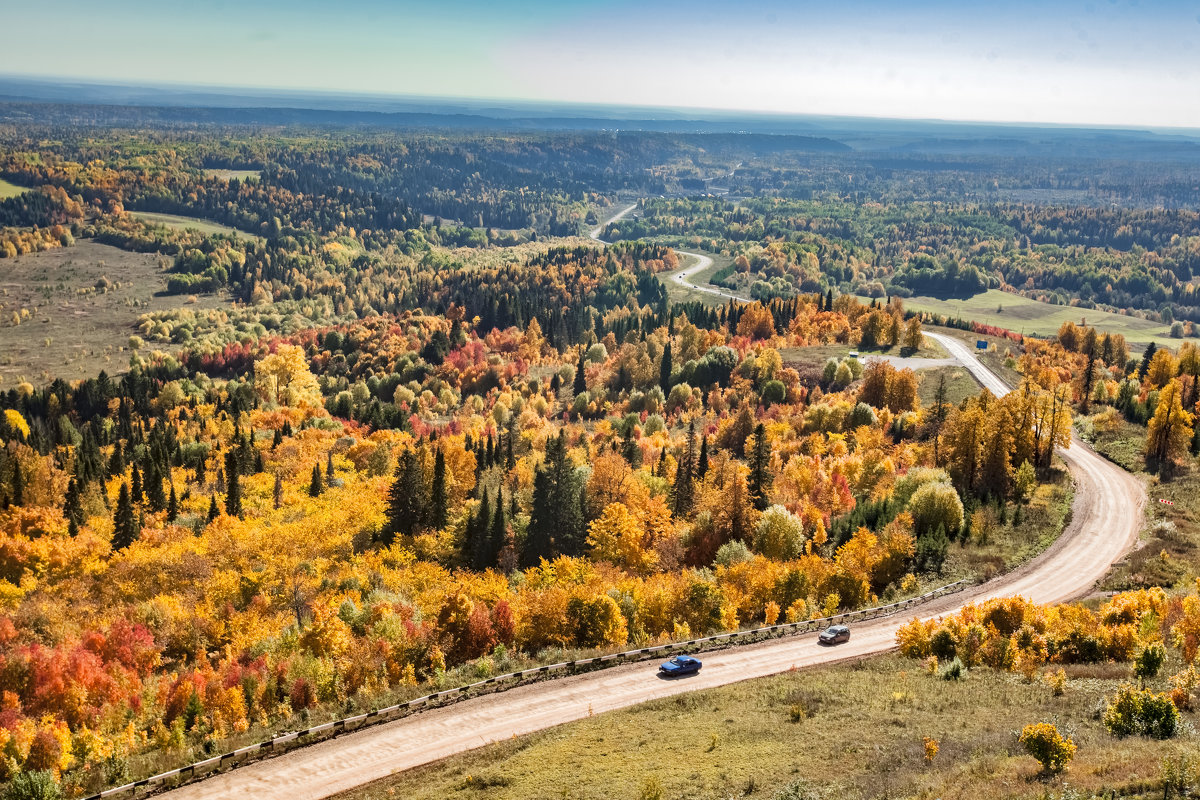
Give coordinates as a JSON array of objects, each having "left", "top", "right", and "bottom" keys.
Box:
[{"left": 6, "top": 0, "right": 1200, "bottom": 127}]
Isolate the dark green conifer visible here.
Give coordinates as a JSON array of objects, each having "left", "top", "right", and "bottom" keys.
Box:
[
  {"left": 430, "top": 447, "right": 448, "bottom": 529},
  {"left": 225, "top": 452, "right": 243, "bottom": 518},
  {"left": 112, "top": 483, "right": 139, "bottom": 551}
]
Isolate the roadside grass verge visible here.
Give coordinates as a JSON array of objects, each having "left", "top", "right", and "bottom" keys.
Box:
[
  {"left": 917, "top": 366, "right": 980, "bottom": 408},
  {"left": 943, "top": 469, "right": 1074, "bottom": 583},
  {"left": 1076, "top": 412, "right": 1200, "bottom": 592},
  {"left": 334, "top": 653, "right": 1198, "bottom": 800}
]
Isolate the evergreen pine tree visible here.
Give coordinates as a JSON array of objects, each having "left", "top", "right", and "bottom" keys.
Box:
[
  {"left": 309, "top": 464, "right": 323, "bottom": 497},
  {"left": 146, "top": 459, "right": 167, "bottom": 512},
  {"left": 167, "top": 484, "right": 179, "bottom": 522},
  {"left": 326, "top": 450, "right": 335, "bottom": 487},
  {"left": 490, "top": 488, "right": 506, "bottom": 566},
  {"left": 107, "top": 440, "right": 125, "bottom": 477},
  {"left": 659, "top": 341, "right": 673, "bottom": 392},
  {"left": 524, "top": 431, "right": 584, "bottom": 566},
  {"left": 381, "top": 449, "right": 425, "bottom": 545},
  {"left": 112, "top": 483, "right": 139, "bottom": 551},
  {"left": 672, "top": 422, "right": 696, "bottom": 516},
  {"left": 63, "top": 477, "right": 83, "bottom": 533},
  {"left": 574, "top": 347, "right": 587, "bottom": 396},
  {"left": 470, "top": 489, "right": 492, "bottom": 570},
  {"left": 206, "top": 494, "right": 220, "bottom": 524},
  {"left": 1139, "top": 342, "right": 1157, "bottom": 380},
  {"left": 130, "top": 463, "right": 143, "bottom": 503},
  {"left": 430, "top": 447, "right": 448, "bottom": 529},
  {"left": 225, "top": 452, "right": 243, "bottom": 518},
  {"left": 747, "top": 423, "right": 772, "bottom": 511},
  {"left": 697, "top": 435, "right": 709, "bottom": 478}
]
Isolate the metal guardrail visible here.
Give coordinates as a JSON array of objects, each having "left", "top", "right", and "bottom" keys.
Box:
[{"left": 84, "top": 579, "right": 969, "bottom": 799}]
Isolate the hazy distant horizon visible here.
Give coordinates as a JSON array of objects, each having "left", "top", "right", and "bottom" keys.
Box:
[
  {"left": 5, "top": 73, "right": 1200, "bottom": 140},
  {"left": 4, "top": 0, "right": 1199, "bottom": 128}
]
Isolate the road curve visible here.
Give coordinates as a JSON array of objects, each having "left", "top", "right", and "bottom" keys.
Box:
[
  {"left": 161, "top": 257, "right": 1146, "bottom": 800},
  {"left": 588, "top": 203, "right": 743, "bottom": 302}
]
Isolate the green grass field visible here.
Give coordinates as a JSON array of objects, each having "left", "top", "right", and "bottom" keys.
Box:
[
  {"left": 902, "top": 289, "right": 1178, "bottom": 347},
  {"left": 0, "top": 177, "right": 29, "bottom": 198},
  {"left": 335, "top": 653, "right": 1197, "bottom": 800},
  {"left": 130, "top": 211, "right": 261, "bottom": 240}
]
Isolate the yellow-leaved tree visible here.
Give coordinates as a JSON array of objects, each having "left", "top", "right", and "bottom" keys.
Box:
[
  {"left": 1146, "top": 378, "right": 1193, "bottom": 469},
  {"left": 254, "top": 344, "right": 323, "bottom": 409}
]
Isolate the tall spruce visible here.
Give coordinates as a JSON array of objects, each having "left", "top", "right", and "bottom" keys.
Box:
[
  {"left": 167, "top": 484, "right": 179, "bottom": 522},
  {"left": 112, "top": 483, "right": 139, "bottom": 551},
  {"left": 146, "top": 459, "right": 167, "bottom": 512},
  {"left": 430, "top": 447, "right": 448, "bottom": 529},
  {"left": 574, "top": 347, "right": 587, "bottom": 396},
  {"left": 696, "top": 435, "right": 709, "bottom": 478},
  {"left": 1139, "top": 342, "right": 1157, "bottom": 379},
  {"left": 308, "top": 464, "right": 323, "bottom": 497},
  {"left": 672, "top": 421, "right": 697, "bottom": 516},
  {"left": 524, "top": 431, "right": 584, "bottom": 567},
  {"left": 130, "top": 463, "right": 143, "bottom": 503},
  {"left": 224, "top": 451, "right": 243, "bottom": 518},
  {"left": 381, "top": 448, "right": 425, "bottom": 545},
  {"left": 63, "top": 477, "right": 83, "bottom": 535},
  {"left": 747, "top": 423, "right": 772, "bottom": 511},
  {"left": 490, "top": 488, "right": 507, "bottom": 566},
  {"left": 659, "top": 341, "right": 673, "bottom": 392},
  {"left": 206, "top": 494, "right": 220, "bottom": 524},
  {"left": 470, "top": 488, "right": 492, "bottom": 570}
]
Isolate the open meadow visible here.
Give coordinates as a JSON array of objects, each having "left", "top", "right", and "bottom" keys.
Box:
[
  {"left": 0, "top": 177, "right": 29, "bottom": 198},
  {"left": 902, "top": 290, "right": 1178, "bottom": 347},
  {"left": 0, "top": 240, "right": 229, "bottom": 383},
  {"left": 130, "top": 210, "right": 263, "bottom": 240}
]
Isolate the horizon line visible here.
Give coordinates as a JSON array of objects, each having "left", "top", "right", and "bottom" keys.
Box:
[{"left": 3, "top": 72, "right": 1199, "bottom": 137}]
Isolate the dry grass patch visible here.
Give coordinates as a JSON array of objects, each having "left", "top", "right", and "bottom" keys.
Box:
[{"left": 334, "top": 654, "right": 1198, "bottom": 800}]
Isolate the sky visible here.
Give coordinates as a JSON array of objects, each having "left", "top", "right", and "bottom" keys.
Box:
[{"left": 5, "top": 0, "right": 1200, "bottom": 128}]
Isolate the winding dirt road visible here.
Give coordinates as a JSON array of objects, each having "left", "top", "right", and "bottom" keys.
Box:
[{"left": 161, "top": 245, "right": 1146, "bottom": 800}]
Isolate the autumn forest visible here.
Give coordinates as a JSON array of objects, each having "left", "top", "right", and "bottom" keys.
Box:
[{"left": 0, "top": 110, "right": 1199, "bottom": 798}]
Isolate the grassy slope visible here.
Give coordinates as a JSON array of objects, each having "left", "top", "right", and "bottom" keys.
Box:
[
  {"left": 0, "top": 241, "right": 229, "bottom": 384},
  {"left": 903, "top": 289, "right": 1178, "bottom": 347},
  {"left": 203, "top": 168, "right": 260, "bottom": 181},
  {"left": 1077, "top": 413, "right": 1199, "bottom": 592},
  {"left": 130, "top": 211, "right": 262, "bottom": 240},
  {"left": 337, "top": 654, "right": 1197, "bottom": 800},
  {"left": 0, "top": 177, "right": 28, "bottom": 198}
]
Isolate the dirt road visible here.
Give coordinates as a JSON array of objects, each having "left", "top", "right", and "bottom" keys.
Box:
[
  {"left": 160, "top": 265, "right": 1146, "bottom": 800},
  {"left": 587, "top": 202, "right": 637, "bottom": 241}
]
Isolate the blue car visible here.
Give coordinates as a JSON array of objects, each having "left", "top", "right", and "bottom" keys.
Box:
[{"left": 659, "top": 655, "right": 702, "bottom": 676}]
